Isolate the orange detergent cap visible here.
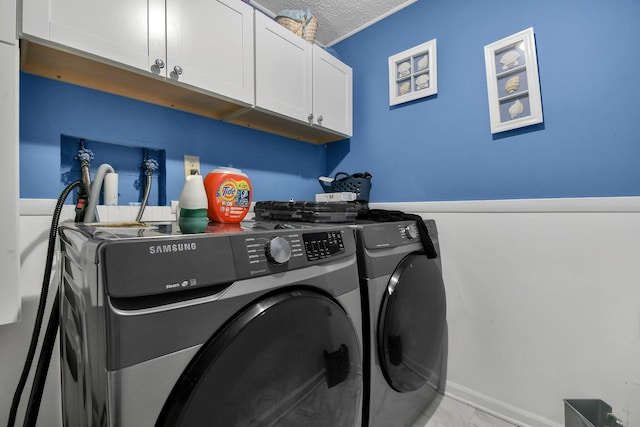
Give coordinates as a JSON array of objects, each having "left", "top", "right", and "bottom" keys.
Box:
[{"left": 203, "top": 167, "right": 252, "bottom": 224}]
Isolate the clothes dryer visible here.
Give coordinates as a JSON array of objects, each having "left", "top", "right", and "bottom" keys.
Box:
[
  {"left": 355, "top": 219, "right": 447, "bottom": 427},
  {"left": 58, "top": 221, "right": 363, "bottom": 427}
]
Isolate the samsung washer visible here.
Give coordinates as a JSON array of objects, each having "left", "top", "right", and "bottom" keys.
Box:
[
  {"left": 58, "top": 220, "right": 363, "bottom": 426},
  {"left": 355, "top": 219, "right": 447, "bottom": 427}
]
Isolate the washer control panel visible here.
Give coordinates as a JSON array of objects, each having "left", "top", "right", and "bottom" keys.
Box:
[
  {"left": 233, "top": 228, "right": 351, "bottom": 278},
  {"left": 244, "top": 233, "right": 305, "bottom": 266}
]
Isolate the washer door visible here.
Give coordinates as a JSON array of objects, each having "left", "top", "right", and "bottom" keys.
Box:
[
  {"left": 378, "top": 253, "right": 446, "bottom": 392},
  {"left": 157, "top": 289, "right": 362, "bottom": 427}
]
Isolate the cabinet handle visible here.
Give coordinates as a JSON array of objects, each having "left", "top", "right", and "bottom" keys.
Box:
[
  {"left": 173, "top": 65, "right": 183, "bottom": 75},
  {"left": 317, "top": 115, "right": 323, "bottom": 124},
  {"left": 308, "top": 113, "right": 314, "bottom": 123},
  {"left": 155, "top": 59, "right": 165, "bottom": 69}
]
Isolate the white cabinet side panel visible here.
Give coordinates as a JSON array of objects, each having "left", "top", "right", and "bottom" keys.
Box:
[{"left": 0, "top": 43, "right": 20, "bottom": 325}]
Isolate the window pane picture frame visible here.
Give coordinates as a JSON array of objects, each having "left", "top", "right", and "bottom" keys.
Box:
[
  {"left": 388, "top": 39, "right": 437, "bottom": 106},
  {"left": 484, "top": 28, "right": 543, "bottom": 134}
]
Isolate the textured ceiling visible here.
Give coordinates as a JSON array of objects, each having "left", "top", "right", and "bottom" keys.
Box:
[{"left": 249, "top": 0, "right": 417, "bottom": 46}]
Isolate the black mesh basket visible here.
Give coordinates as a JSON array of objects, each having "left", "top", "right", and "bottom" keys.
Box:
[{"left": 321, "top": 172, "right": 372, "bottom": 201}]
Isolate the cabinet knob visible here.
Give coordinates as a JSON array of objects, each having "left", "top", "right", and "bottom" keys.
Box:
[
  {"left": 173, "top": 65, "right": 183, "bottom": 75},
  {"left": 307, "top": 113, "right": 314, "bottom": 123},
  {"left": 154, "top": 59, "right": 165, "bottom": 69},
  {"left": 317, "top": 115, "right": 323, "bottom": 124}
]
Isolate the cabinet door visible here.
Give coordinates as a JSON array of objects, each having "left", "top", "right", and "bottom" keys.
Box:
[
  {"left": 166, "top": 0, "right": 254, "bottom": 105},
  {"left": 0, "top": 0, "right": 16, "bottom": 43},
  {"left": 22, "top": 0, "right": 156, "bottom": 72},
  {"left": 254, "top": 12, "right": 312, "bottom": 123},
  {"left": 312, "top": 45, "right": 353, "bottom": 137}
]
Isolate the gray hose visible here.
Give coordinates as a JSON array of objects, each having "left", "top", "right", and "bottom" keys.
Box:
[
  {"left": 135, "top": 174, "right": 153, "bottom": 222},
  {"left": 80, "top": 164, "right": 91, "bottom": 191},
  {"left": 84, "top": 163, "right": 116, "bottom": 223}
]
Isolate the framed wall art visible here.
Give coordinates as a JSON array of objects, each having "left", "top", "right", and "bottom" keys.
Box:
[
  {"left": 484, "top": 27, "right": 543, "bottom": 134},
  {"left": 388, "top": 39, "right": 437, "bottom": 106}
]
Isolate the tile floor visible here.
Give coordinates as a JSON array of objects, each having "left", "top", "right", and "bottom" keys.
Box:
[{"left": 410, "top": 394, "right": 519, "bottom": 427}]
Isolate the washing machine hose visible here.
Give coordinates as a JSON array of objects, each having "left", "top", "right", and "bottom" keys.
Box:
[{"left": 7, "top": 180, "right": 86, "bottom": 427}]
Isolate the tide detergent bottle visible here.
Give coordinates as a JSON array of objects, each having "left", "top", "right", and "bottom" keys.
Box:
[{"left": 203, "top": 167, "right": 252, "bottom": 223}]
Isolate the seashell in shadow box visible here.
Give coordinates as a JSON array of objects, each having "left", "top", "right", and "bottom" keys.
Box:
[
  {"left": 508, "top": 99, "right": 524, "bottom": 119},
  {"left": 399, "top": 81, "right": 410, "bottom": 95},
  {"left": 504, "top": 75, "right": 520, "bottom": 94},
  {"left": 397, "top": 61, "right": 411, "bottom": 77},
  {"left": 415, "top": 74, "right": 430, "bottom": 89},
  {"left": 417, "top": 55, "right": 428, "bottom": 71},
  {"left": 500, "top": 49, "right": 521, "bottom": 70}
]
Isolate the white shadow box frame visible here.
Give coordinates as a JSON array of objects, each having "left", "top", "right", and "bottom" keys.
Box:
[
  {"left": 484, "top": 27, "right": 543, "bottom": 133},
  {"left": 388, "top": 39, "right": 437, "bottom": 106}
]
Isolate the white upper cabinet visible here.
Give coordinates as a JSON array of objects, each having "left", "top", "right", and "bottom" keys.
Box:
[
  {"left": 19, "top": 1, "right": 350, "bottom": 142},
  {"left": 21, "top": 0, "right": 255, "bottom": 104},
  {"left": 312, "top": 44, "right": 353, "bottom": 137},
  {"left": 1, "top": 0, "right": 17, "bottom": 43},
  {"left": 22, "top": 0, "right": 153, "bottom": 71},
  {"left": 254, "top": 11, "right": 312, "bottom": 124},
  {"left": 165, "top": 0, "right": 254, "bottom": 104},
  {"left": 254, "top": 12, "right": 352, "bottom": 137}
]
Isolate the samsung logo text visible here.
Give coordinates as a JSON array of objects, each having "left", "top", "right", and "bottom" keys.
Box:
[{"left": 149, "top": 242, "right": 197, "bottom": 255}]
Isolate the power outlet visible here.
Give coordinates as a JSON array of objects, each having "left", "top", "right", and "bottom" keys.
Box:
[{"left": 184, "top": 155, "right": 201, "bottom": 176}]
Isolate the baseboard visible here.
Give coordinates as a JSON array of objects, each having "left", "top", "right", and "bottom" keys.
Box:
[{"left": 444, "top": 381, "right": 562, "bottom": 427}]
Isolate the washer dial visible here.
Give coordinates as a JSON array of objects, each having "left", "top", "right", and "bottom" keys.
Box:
[{"left": 265, "top": 236, "right": 292, "bottom": 265}]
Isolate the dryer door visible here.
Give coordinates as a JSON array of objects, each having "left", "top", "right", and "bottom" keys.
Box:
[
  {"left": 157, "top": 289, "right": 362, "bottom": 427},
  {"left": 378, "top": 253, "right": 446, "bottom": 392}
]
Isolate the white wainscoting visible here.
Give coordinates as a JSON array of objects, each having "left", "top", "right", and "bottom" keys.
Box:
[
  {"left": 373, "top": 198, "right": 640, "bottom": 427},
  {"left": 3, "top": 198, "right": 639, "bottom": 426}
]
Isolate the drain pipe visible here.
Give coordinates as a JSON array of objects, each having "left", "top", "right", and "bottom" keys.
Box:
[
  {"left": 84, "top": 163, "right": 116, "bottom": 223},
  {"left": 136, "top": 157, "right": 159, "bottom": 222}
]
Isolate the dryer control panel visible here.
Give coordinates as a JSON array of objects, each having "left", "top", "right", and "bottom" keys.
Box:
[{"left": 358, "top": 220, "right": 421, "bottom": 250}]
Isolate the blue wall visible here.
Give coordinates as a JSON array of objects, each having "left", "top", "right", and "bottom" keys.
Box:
[
  {"left": 20, "top": 0, "right": 640, "bottom": 203},
  {"left": 328, "top": 0, "right": 640, "bottom": 201},
  {"left": 20, "top": 73, "right": 326, "bottom": 202}
]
